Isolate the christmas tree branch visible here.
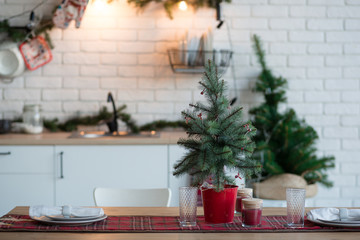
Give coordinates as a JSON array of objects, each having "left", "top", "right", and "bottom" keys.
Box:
[
  {"left": 189, "top": 103, "right": 211, "bottom": 113},
  {"left": 221, "top": 121, "right": 234, "bottom": 133},
  {"left": 198, "top": 81, "right": 217, "bottom": 105},
  {"left": 173, "top": 151, "right": 199, "bottom": 170},
  {"left": 181, "top": 111, "right": 196, "bottom": 120},
  {"left": 227, "top": 142, "right": 255, "bottom": 153},
  {"left": 223, "top": 107, "right": 243, "bottom": 122}
]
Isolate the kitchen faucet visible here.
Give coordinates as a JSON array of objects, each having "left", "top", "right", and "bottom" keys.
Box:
[{"left": 106, "top": 92, "right": 118, "bottom": 133}]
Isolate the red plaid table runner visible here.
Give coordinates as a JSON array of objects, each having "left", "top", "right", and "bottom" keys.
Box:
[{"left": 1, "top": 215, "right": 360, "bottom": 233}]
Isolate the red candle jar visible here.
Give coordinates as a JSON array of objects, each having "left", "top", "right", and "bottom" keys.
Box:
[
  {"left": 241, "top": 198, "right": 263, "bottom": 227},
  {"left": 235, "top": 188, "right": 253, "bottom": 213}
]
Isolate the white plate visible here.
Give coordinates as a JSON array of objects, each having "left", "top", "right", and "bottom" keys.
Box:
[
  {"left": 0, "top": 50, "right": 19, "bottom": 75},
  {"left": 318, "top": 219, "right": 360, "bottom": 224},
  {"left": 0, "top": 42, "right": 25, "bottom": 78},
  {"left": 31, "top": 215, "right": 107, "bottom": 226},
  {"left": 45, "top": 214, "right": 105, "bottom": 221},
  {"left": 308, "top": 218, "right": 360, "bottom": 228}
]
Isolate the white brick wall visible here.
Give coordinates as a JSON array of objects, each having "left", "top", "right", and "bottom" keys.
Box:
[{"left": 1, "top": 0, "right": 360, "bottom": 207}]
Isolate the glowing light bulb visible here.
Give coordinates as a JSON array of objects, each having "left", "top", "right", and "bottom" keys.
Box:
[
  {"left": 92, "top": 0, "right": 107, "bottom": 10},
  {"left": 178, "top": 1, "right": 188, "bottom": 11}
]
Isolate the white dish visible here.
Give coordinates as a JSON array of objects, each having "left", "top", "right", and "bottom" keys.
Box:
[
  {"left": 308, "top": 218, "right": 360, "bottom": 228},
  {"left": 0, "top": 42, "right": 25, "bottom": 78},
  {"left": 31, "top": 214, "right": 107, "bottom": 226},
  {"left": 318, "top": 219, "right": 360, "bottom": 224},
  {"left": 0, "top": 50, "right": 19, "bottom": 75},
  {"left": 45, "top": 214, "right": 105, "bottom": 221},
  {"left": 187, "top": 37, "right": 200, "bottom": 66}
]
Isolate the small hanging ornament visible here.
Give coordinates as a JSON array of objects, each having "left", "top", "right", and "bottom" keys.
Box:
[
  {"left": 235, "top": 172, "right": 242, "bottom": 179},
  {"left": 27, "top": 11, "right": 36, "bottom": 30},
  {"left": 197, "top": 113, "right": 202, "bottom": 120},
  {"left": 53, "top": 0, "right": 89, "bottom": 29},
  {"left": 201, "top": 89, "right": 205, "bottom": 95}
]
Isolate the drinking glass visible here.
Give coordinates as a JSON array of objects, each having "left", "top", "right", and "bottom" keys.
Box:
[
  {"left": 179, "top": 187, "right": 198, "bottom": 227},
  {"left": 286, "top": 188, "right": 306, "bottom": 228}
]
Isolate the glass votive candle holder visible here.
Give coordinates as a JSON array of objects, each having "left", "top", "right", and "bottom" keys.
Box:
[
  {"left": 235, "top": 188, "right": 253, "bottom": 213},
  {"left": 241, "top": 198, "right": 263, "bottom": 227}
]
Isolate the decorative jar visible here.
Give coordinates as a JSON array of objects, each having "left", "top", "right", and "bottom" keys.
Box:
[
  {"left": 241, "top": 198, "right": 263, "bottom": 227},
  {"left": 23, "top": 104, "right": 43, "bottom": 134},
  {"left": 235, "top": 188, "right": 253, "bottom": 213}
]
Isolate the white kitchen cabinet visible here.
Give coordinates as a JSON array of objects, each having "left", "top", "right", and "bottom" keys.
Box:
[
  {"left": 54, "top": 145, "right": 168, "bottom": 206},
  {"left": 0, "top": 146, "right": 54, "bottom": 216},
  {"left": 168, "top": 145, "right": 191, "bottom": 207},
  {"left": 0, "top": 143, "right": 187, "bottom": 213}
]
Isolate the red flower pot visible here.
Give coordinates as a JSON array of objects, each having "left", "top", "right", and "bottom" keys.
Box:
[{"left": 201, "top": 184, "right": 238, "bottom": 224}]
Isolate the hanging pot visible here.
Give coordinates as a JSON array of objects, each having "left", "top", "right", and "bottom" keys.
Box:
[{"left": 201, "top": 184, "right": 238, "bottom": 224}]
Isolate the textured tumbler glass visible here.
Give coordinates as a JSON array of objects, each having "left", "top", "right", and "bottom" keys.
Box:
[
  {"left": 179, "top": 187, "right": 198, "bottom": 227},
  {"left": 286, "top": 188, "right": 306, "bottom": 228}
]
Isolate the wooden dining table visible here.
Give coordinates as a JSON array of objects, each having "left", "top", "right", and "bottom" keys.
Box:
[{"left": 0, "top": 206, "right": 359, "bottom": 240}]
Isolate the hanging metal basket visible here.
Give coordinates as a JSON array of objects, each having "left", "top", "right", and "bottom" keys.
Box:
[{"left": 167, "top": 49, "right": 233, "bottom": 74}]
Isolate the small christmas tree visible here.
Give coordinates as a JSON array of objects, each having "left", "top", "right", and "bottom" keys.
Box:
[
  {"left": 173, "top": 60, "right": 261, "bottom": 191},
  {"left": 250, "top": 35, "right": 335, "bottom": 187}
]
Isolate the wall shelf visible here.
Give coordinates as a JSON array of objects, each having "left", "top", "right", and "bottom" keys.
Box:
[{"left": 167, "top": 49, "right": 233, "bottom": 74}]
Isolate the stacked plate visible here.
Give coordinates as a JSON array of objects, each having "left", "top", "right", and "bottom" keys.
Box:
[
  {"left": 31, "top": 214, "right": 107, "bottom": 226},
  {"left": 308, "top": 218, "right": 360, "bottom": 228}
]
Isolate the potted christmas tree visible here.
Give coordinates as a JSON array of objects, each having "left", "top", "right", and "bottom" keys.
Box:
[
  {"left": 249, "top": 35, "right": 335, "bottom": 199},
  {"left": 173, "top": 60, "right": 261, "bottom": 224}
]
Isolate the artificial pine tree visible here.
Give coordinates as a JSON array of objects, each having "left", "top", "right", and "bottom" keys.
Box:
[
  {"left": 173, "top": 60, "right": 261, "bottom": 191},
  {"left": 250, "top": 35, "right": 335, "bottom": 187}
]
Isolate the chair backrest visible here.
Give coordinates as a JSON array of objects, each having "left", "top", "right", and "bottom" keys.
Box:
[{"left": 93, "top": 188, "right": 172, "bottom": 207}]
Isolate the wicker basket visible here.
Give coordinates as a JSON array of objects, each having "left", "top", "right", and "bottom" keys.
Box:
[{"left": 252, "top": 173, "right": 318, "bottom": 200}]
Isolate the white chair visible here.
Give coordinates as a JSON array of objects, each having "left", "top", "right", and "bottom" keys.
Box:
[{"left": 93, "top": 188, "right": 172, "bottom": 207}]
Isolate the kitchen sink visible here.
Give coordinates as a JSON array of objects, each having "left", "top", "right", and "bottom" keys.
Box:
[{"left": 68, "top": 130, "right": 158, "bottom": 138}]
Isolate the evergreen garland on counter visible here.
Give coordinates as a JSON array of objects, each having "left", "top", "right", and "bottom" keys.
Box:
[
  {"left": 42, "top": 106, "right": 186, "bottom": 133},
  {"left": 140, "top": 120, "right": 187, "bottom": 131},
  {"left": 44, "top": 106, "right": 139, "bottom": 133}
]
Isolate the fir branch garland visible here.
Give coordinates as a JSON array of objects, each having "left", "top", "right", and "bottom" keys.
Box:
[
  {"left": 41, "top": 106, "right": 188, "bottom": 134},
  {"left": 0, "top": 19, "right": 54, "bottom": 47},
  {"left": 107, "top": 0, "right": 231, "bottom": 19}
]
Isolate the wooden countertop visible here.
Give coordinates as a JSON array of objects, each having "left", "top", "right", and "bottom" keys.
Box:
[
  {"left": 0, "top": 131, "right": 187, "bottom": 145},
  {"left": 1, "top": 206, "right": 359, "bottom": 240}
]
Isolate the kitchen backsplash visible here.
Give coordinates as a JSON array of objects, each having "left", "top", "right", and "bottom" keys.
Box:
[{"left": 1, "top": 0, "right": 360, "bottom": 206}]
